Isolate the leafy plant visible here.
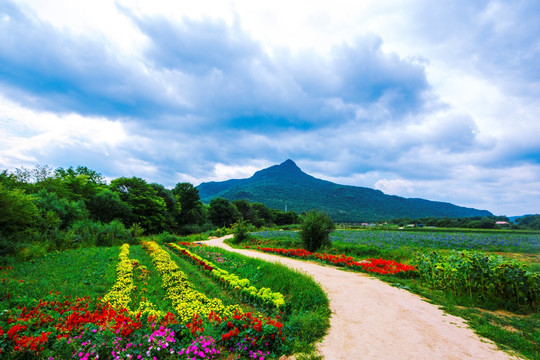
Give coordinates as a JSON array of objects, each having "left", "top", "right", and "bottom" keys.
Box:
[
  {"left": 415, "top": 250, "right": 539, "bottom": 310},
  {"left": 232, "top": 219, "right": 252, "bottom": 244},
  {"left": 300, "top": 210, "right": 335, "bottom": 252}
]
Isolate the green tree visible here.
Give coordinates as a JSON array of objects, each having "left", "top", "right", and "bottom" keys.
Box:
[
  {"left": 172, "top": 182, "right": 205, "bottom": 226},
  {"left": 274, "top": 210, "right": 299, "bottom": 226},
  {"left": 208, "top": 197, "right": 240, "bottom": 227},
  {"left": 0, "top": 183, "right": 39, "bottom": 235},
  {"left": 150, "top": 183, "right": 180, "bottom": 231},
  {"left": 110, "top": 177, "right": 168, "bottom": 234},
  {"left": 54, "top": 166, "right": 105, "bottom": 202},
  {"left": 35, "top": 189, "right": 88, "bottom": 229},
  {"left": 87, "top": 189, "right": 132, "bottom": 225},
  {"left": 300, "top": 210, "right": 335, "bottom": 252},
  {"left": 233, "top": 199, "right": 261, "bottom": 224},
  {"left": 251, "top": 202, "right": 274, "bottom": 227},
  {"left": 516, "top": 214, "right": 540, "bottom": 230}
]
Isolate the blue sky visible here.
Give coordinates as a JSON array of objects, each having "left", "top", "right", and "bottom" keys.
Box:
[{"left": 1, "top": 0, "right": 539, "bottom": 216}]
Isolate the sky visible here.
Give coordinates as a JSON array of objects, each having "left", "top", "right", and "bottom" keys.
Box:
[{"left": 0, "top": 0, "right": 539, "bottom": 216}]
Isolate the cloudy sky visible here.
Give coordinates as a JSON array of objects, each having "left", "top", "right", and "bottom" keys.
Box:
[{"left": 1, "top": 0, "right": 539, "bottom": 216}]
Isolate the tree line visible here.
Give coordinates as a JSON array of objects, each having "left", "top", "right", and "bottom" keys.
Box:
[
  {"left": 384, "top": 215, "right": 540, "bottom": 230},
  {"left": 0, "top": 165, "right": 299, "bottom": 261}
]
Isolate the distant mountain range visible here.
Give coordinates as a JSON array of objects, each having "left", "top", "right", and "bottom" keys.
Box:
[{"left": 197, "top": 160, "right": 493, "bottom": 222}]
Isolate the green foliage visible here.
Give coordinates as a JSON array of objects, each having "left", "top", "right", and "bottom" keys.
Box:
[
  {"left": 231, "top": 219, "right": 252, "bottom": 244},
  {"left": 208, "top": 197, "right": 240, "bottom": 227},
  {"left": 67, "top": 219, "right": 136, "bottom": 247},
  {"left": 35, "top": 189, "right": 88, "bottom": 229},
  {"left": 517, "top": 215, "right": 540, "bottom": 230},
  {"left": 172, "top": 182, "right": 206, "bottom": 227},
  {"left": 110, "top": 177, "right": 168, "bottom": 234},
  {"left": 88, "top": 189, "right": 132, "bottom": 224},
  {"left": 300, "top": 210, "right": 335, "bottom": 252},
  {"left": 150, "top": 183, "right": 180, "bottom": 231},
  {"left": 416, "top": 250, "right": 539, "bottom": 310},
  {"left": 0, "top": 183, "right": 39, "bottom": 235}
]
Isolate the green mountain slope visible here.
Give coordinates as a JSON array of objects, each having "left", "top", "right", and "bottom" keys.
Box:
[{"left": 197, "top": 160, "right": 493, "bottom": 222}]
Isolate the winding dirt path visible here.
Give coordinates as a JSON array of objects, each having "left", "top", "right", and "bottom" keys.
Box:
[{"left": 202, "top": 235, "right": 520, "bottom": 360}]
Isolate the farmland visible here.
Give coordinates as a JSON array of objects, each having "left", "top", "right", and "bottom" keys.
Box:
[
  {"left": 1, "top": 226, "right": 539, "bottom": 359},
  {"left": 247, "top": 228, "right": 540, "bottom": 359},
  {"left": 0, "top": 240, "right": 330, "bottom": 359}
]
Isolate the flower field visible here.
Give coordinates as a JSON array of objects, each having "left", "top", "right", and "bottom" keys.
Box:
[
  {"left": 0, "top": 241, "right": 329, "bottom": 359},
  {"left": 166, "top": 243, "right": 286, "bottom": 311},
  {"left": 253, "top": 229, "right": 540, "bottom": 253},
  {"left": 249, "top": 247, "right": 416, "bottom": 276}
]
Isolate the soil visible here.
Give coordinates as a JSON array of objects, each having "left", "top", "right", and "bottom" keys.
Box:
[{"left": 202, "top": 235, "right": 522, "bottom": 360}]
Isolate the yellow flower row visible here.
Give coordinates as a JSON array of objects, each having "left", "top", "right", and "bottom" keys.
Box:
[
  {"left": 102, "top": 244, "right": 134, "bottom": 309},
  {"left": 102, "top": 244, "right": 162, "bottom": 318},
  {"left": 142, "top": 241, "right": 242, "bottom": 323},
  {"left": 169, "top": 243, "right": 286, "bottom": 310}
]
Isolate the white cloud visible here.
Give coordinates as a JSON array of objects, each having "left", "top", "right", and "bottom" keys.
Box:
[{"left": 1, "top": 0, "right": 539, "bottom": 216}]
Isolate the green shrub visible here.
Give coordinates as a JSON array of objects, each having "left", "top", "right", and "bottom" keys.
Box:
[
  {"left": 232, "top": 220, "right": 252, "bottom": 244},
  {"left": 300, "top": 210, "right": 335, "bottom": 252}
]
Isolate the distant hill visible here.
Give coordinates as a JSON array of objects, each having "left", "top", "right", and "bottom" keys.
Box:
[{"left": 197, "top": 160, "right": 493, "bottom": 222}]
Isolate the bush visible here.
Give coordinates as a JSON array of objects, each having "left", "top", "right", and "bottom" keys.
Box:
[
  {"left": 232, "top": 220, "right": 252, "bottom": 244},
  {"left": 300, "top": 210, "right": 335, "bottom": 252}
]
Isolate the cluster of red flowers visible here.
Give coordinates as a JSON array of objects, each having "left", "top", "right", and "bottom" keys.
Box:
[
  {"left": 167, "top": 243, "right": 214, "bottom": 271},
  {"left": 255, "top": 247, "right": 416, "bottom": 275},
  {"left": 208, "top": 310, "right": 285, "bottom": 350},
  {"left": 177, "top": 242, "right": 196, "bottom": 247},
  {"left": 1, "top": 294, "right": 144, "bottom": 355}
]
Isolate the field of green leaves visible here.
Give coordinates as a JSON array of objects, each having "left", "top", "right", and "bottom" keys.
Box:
[
  {"left": 0, "top": 240, "right": 330, "bottom": 359},
  {"left": 248, "top": 228, "right": 540, "bottom": 359}
]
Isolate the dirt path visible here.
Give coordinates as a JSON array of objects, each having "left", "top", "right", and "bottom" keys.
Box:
[{"left": 202, "top": 235, "right": 520, "bottom": 360}]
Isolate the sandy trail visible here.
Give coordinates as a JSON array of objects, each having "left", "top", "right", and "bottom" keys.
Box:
[{"left": 201, "top": 235, "right": 519, "bottom": 360}]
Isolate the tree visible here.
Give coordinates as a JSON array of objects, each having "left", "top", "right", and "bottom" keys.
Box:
[
  {"left": 274, "top": 210, "right": 299, "bottom": 226},
  {"left": 300, "top": 210, "right": 335, "bottom": 252},
  {"left": 208, "top": 197, "right": 240, "bottom": 227},
  {"left": 34, "top": 189, "right": 88, "bottom": 229},
  {"left": 110, "top": 177, "right": 168, "bottom": 234},
  {"left": 150, "top": 183, "right": 180, "bottom": 231},
  {"left": 0, "top": 183, "right": 39, "bottom": 235},
  {"left": 232, "top": 199, "right": 257, "bottom": 224},
  {"left": 172, "top": 182, "right": 205, "bottom": 226},
  {"left": 87, "top": 189, "right": 132, "bottom": 225},
  {"left": 54, "top": 166, "right": 105, "bottom": 202},
  {"left": 251, "top": 202, "right": 274, "bottom": 227}
]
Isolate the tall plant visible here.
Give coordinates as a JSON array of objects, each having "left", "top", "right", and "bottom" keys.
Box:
[{"left": 300, "top": 210, "right": 335, "bottom": 252}]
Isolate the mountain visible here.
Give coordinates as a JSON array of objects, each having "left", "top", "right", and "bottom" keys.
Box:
[{"left": 197, "top": 160, "right": 493, "bottom": 222}]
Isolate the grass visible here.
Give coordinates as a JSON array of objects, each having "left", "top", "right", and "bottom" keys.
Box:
[
  {"left": 0, "top": 246, "right": 119, "bottom": 302},
  {"left": 128, "top": 244, "right": 173, "bottom": 312}
]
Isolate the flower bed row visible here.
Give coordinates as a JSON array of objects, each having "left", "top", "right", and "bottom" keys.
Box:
[
  {"left": 142, "top": 241, "right": 242, "bottom": 324},
  {"left": 101, "top": 244, "right": 162, "bottom": 318},
  {"left": 101, "top": 244, "right": 134, "bottom": 310},
  {"left": 167, "top": 243, "right": 286, "bottom": 311},
  {"left": 250, "top": 247, "right": 417, "bottom": 275}
]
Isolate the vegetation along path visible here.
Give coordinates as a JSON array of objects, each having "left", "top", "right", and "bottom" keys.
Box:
[{"left": 203, "top": 235, "right": 520, "bottom": 360}]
